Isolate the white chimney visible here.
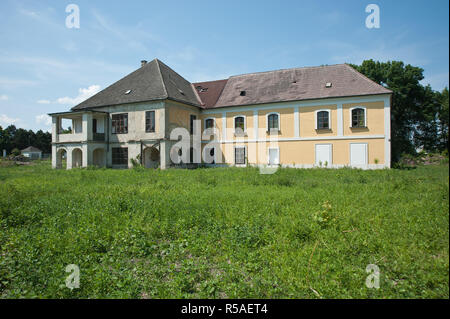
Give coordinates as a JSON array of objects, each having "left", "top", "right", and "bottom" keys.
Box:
[{"left": 141, "top": 60, "right": 147, "bottom": 67}]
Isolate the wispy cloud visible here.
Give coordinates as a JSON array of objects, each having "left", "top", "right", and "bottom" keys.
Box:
[
  {"left": 0, "top": 114, "right": 20, "bottom": 126},
  {"left": 56, "top": 85, "right": 100, "bottom": 106},
  {"left": 37, "top": 99, "right": 51, "bottom": 104},
  {"left": 35, "top": 113, "right": 52, "bottom": 126},
  {"left": 0, "top": 94, "right": 8, "bottom": 101}
]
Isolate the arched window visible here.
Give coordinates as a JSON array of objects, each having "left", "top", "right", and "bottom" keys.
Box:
[
  {"left": 267, "top": 113, "right": 280, "bottom": 131},
  {"left": 351, "top": 107, "right": 366, "bottom": 128},
  {"left": 316, "top": 110, "right": 330, "bottom": 130},
  {"left": 234, "top": 115, "right": 246, "bottom": 135}
]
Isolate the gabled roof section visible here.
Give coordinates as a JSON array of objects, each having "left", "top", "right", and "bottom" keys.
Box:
[
  {"left": 71, "top": 59, "right": 201, "bottom": 110},
  {"left": 21, "top": 146, "right": 42, "bottom": 152},
  {"left": 192, "top": 79, "right": 228, "bottom": 108},
  {"left": 207, "top": 64, "right": 392, "bottom": 109}
]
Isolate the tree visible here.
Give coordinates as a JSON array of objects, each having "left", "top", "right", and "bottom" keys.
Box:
[{"left": 350, "top": 60, "right": 447, "bottom": 161}]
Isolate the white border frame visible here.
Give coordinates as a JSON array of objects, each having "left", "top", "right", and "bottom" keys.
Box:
[
  {"left": 267, "top": 147, "right": 280, "bottom": 165},
  {"left": 349, "top": 142, "right": 368, "bottom": 166},
  {"left": 266, "top": 112, "right": 281, "bottom": 132},
  {"left": 315, "top": 143, "right": 333, "bottom": 166},
  {"left": 314, "top": 109, "right": 331, "bottom": 130},
  {"left": 349, "top": 106, "right": 367, "bottom": 128}
]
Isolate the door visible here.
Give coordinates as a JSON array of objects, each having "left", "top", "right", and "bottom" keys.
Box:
[
  {"left": 268, "top": 148, "right": 279, "bottom": 165},
  {"left": 350, "top": 143, "right": 367, "bottom": 166},
  {"left": 315, "top": 144, "right": 332, "bottom": 166}
]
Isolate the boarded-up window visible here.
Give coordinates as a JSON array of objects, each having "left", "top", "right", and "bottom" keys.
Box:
[
  {"left": 146, "top": 111, "right": 155, "bottom": 133},
  {"left": 112, "top": 113, "right": 128, "bottom": 134},
  {"left": 235, "top": 147, "right": 245, "bottom": 164},
  {"left": 112, "top": 147, "right": 128, "bottom": 165}
]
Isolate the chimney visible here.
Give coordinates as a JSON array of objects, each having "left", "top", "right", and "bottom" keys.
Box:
[{"left": 141, "top": 60, "right": 147, "bottom": 67}]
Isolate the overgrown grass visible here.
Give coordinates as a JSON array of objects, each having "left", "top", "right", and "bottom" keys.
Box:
[{"left": 0, "top": 161, "right": 448, "bottom": 298}]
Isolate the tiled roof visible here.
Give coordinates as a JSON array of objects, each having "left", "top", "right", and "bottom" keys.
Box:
[
  {"left": 70, "top": 60, "right": 391, "bottom": 111},
  {"left": 207, "top": 64, "right": 392, "bottom": 109},
  {"left": 71, "top": 59, "right": 202, "bottom": 110}
]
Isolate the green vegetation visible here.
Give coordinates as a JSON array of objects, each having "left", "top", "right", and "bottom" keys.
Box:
[{"left": 0, "top": 162, "right": 448, "bottom": 298}]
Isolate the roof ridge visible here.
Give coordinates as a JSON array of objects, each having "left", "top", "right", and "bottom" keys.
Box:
[
  {"left": 154, "top": 59, "right": 169, "bottom": 99},
  {"left": 228, "top": 63, "right": 347, "bottom": 79}
]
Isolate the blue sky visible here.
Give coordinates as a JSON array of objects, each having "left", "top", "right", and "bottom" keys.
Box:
[{"left": 0, "top": 0, "right": 448, "bottom": 132}]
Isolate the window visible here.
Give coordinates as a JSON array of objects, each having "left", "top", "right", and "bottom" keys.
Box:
[
  {"left": 267, "top": 113, "right": 279, "bottom": 131},
  {"left": 190, "top": 115, "right": 196, "bottom": 134},
  {"left": 112, "top": 147, "right": 128, "bottom": 165},
  {"left": 112, "top": 113, "right": 128, "bottom": 134},
  {"left": 205, "top": 118, "right": 214, "bottom": 129},
  {"left": 240, "top": 91, "right": 246, "bottom": 96},
  {"left": 235, "top": 147, "right": 245, "bottom": 165},
  {"left": 351, "top": 108, "right": 366, "bottom": 128},
  {"left": 146, "top": 111, "right": 155, "bottom": 133},
  {"left": 316, "top": 111, "right": 329, "bottom": 130},
  {"left": 234, "top": 116, "right": 245, "bottom": 134},
  {"left": 92, "top": 118, "right": 97, "bottom": 133}
]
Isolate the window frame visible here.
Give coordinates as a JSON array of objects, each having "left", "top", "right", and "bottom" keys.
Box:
[
  {"left": 111, "top": 113, "right": 128, "bottom": 134},
  {"left": 204, "top": 117, "right": 215, "bottom": 130},
  {"left": 315, "top": 109, "right": 331, "bottom": 130},
  {"left": 234, "top": 146, "right": 246, "bottom": 165},
  {"left": 233, "top": 115, "right": 247, "bottom": 135},
  {"left": 145, "top": 110, "right": 156, "bottom": 133},
  {"left": 266, "top": 112, "right": 280, "bottom": 133},
  {"left": 349, "top": 106, "right": 367, "bottom": 128},
  {"left": 112, "top": 147, "right": 128, "bottom": 165}
]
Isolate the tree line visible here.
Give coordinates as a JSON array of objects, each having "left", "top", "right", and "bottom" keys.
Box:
[
  {"left": 0, "top": 125, "right": 52, "bottom": 155},
  {"left": 351, "top": 60, "right": 449, "bottom": 162}
]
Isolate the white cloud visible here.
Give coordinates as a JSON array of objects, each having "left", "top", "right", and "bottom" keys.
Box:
[
  {"left": 0, "top": 114, "right": 20, "bottom": 126},
  {"left": 56, "top": 85, "right": 101, "bottom": 106},
  {"left": 0, "top": 94, "right": 8, "bottom": 101},
  {"left": 35, "top": 114, "right": 52, "bottom": 126},
  {"left": 37, "top": 99, "right": 51, "bottom": 104}
]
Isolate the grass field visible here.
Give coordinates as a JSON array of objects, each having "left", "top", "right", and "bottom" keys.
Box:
[{"left": 0, "top": 161, "right": 448, "bottom": 298}]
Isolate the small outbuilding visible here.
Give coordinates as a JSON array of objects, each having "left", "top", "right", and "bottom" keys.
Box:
[{"left": 21, "top": 146, "right": 42, "bottom": 160}]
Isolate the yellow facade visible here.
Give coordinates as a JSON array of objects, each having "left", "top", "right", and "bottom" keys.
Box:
[{"left": 168, "top": 96, "right": 390, "bottom": 168}]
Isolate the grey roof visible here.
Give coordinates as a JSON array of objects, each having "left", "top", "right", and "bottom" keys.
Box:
[
  {"left": 21, "top": 146, "right": 42, "bottom": 153},
  {"left": 71, "top": 59, "right": 201, "bottom": 110},
  {"left": 208, "top": 64, "right": 392, "bottom": 109}
]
